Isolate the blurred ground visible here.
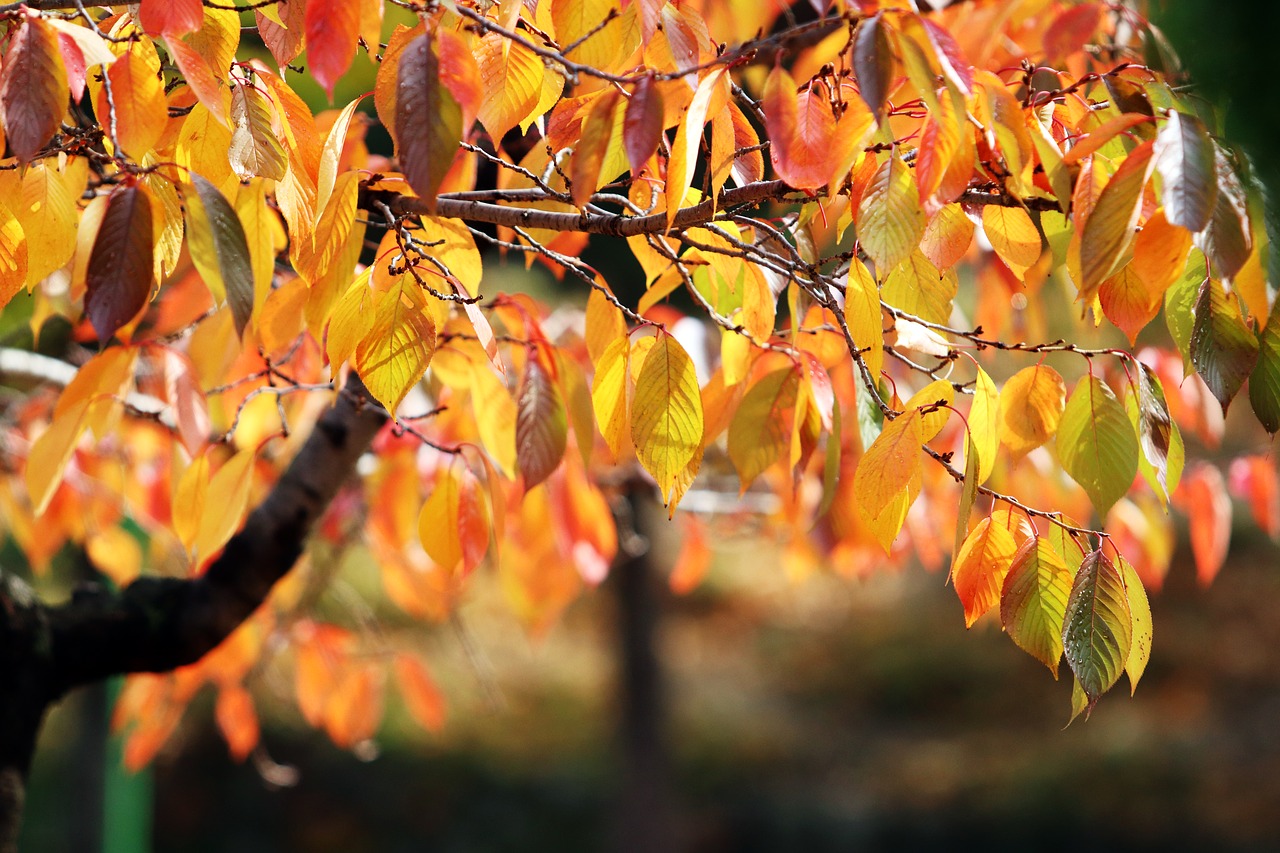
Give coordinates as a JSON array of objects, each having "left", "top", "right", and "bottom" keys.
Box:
[{"left": 22, "top": 523, "right": 1280, "bottom": 852}]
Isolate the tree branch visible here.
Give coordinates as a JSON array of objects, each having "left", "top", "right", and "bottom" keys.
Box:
[{"left": 43, "top": 371, "right": 387, "bottom": 692}]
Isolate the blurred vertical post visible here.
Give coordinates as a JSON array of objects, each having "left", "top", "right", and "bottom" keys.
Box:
[{"left": 611, "top": 479, "right": 678, "bottom": 853}]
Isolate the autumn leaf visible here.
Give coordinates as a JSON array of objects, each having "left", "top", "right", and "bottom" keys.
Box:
[
  {"left": 1250, "top": 304, "right": 1280, "bottom": 434},
  {"left": 997, "top": 364, "right": 1066, "bottom": 457},
  {"left": 952, "top": 516, "right": 1019, "bottom": 627},
  {"left": 624, "top": 74, "right": 664, "bottom": 178},
  {"left": 228, "top": 85, "right": 287, "bottom": 180},
  {"left": 1154, "top": 110, "right": 1217, "bottom": 233},
  {"left": 516, "top": 354, "right": 568, "bottom": 490},
  {"left": 305, "top": 0, "right": 360, "bottom": 97},
  {"left": 1079, "top": 140, "right": 1155, "bottom": 298},
  {"left": 727, "top": 366, "right": 800, "bottom": 490},
  {"left": 185, "top": 175, "right": 255, "bottom": 337},
  {"left": 0, "top": 13, "right": 67, "bottom": 163},
  {"left": 631, "top": 334, "right": 703, "bottom": 504},
  {"left": 853, "top": 13, "right": 894, "bottom": 118},
  {"left": 1056, "top": 376, "right": 1138, "bottom": 519},
  {"left": 1063, "top": 549, "right": 1132, "bottom": 709},
  {"left": 1190, "top": 276, "right": 1258, "bottom": 414},
  {"left": 854, "top": 408, "right": 923, "bottom": 553},
  {"left": 858, "top": 153, "right": 927, "bottom": 273},
  {"left": 85, "top": 186, "right": 155, "bottom": 344},
  {"left": 396, "top": 32, "right": 465, "bottom": 212},
  {"left": 140, "top": 0, "right": 203, "bottom": 37},
  {"left": 354, "top": 276, "right": 438, "bottom": 414},
  {"left": 1001, "top": 536, "right": 1072, "bottom": 676}
]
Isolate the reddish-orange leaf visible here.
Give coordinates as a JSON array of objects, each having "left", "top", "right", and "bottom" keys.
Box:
[
  {"left": 1175, "top": 463, "right": 1231, "bottom": 585},
  {"left": 670, "top": 513, "right": 712, "bottom": 594},
  {"left": 1229, "top": 456, "right": 1280, "bottom": 540},
  {"left": 624, "top": 74, "right": 664, "bottom": 179},
  {"left": 572, "top": 90, "right": 621, "bottom": 208},
  {"left": 215, "top": 684, "right": 259, "bottom": 762},
  {"left": 763, "top": 68, "right": 836, "bottom": 191},
  {"left": 0, "top": 13, "right": 67, "bottom": 163},
  {"left": 1099, "top": 264, "right": 1163, "bottom": 345},
  {"left": 305, "top": 0, "right": 360, "bottom": 97},
  {"left": 952, "top": 516, "right": 1019, "bottom": 627},
  {"left": 165, "top": 36, "right": 228, "bottom": 126},
  {"left": 140, "top": 0, "right": 203, "bottom": 36},
  {"left": 256, "top": 0, "right": 308, "bottom": 68},
  {"left": 85, "top": 186, "right": 154, "bottom": 344},
  {"left": 394, "top": 653, "right": 446, "bottom": 734}
]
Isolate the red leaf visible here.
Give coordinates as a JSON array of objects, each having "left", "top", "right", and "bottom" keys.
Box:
[
  {"left": 395, "top": 33, "right": 461, "bottom": 212},
  {"left": 0, "top": 14, "right": 67, "bottom": 163},
  {"left": 624, "top": 74, "right": 664, "bottom": 179},
  {"left": 85, "top": 186, "right": 154, "bottom": 344},
  {"left": 306, "top": 0, "right": 360, "bottom": 97},
  {"left": 140, "top": 0, "right": 204, "bottom": 37},
  {"left": 256, "top": 0, "right": 307, "bottom": 68},
  {"left": 854, "top": 12, "right": 894, "bottom": 118},
  {"left": 763, "top": 68, "right": 836, "bottom": 190},
  {"left": 516, "top": 353, "right": 568, "bottom": 489}
]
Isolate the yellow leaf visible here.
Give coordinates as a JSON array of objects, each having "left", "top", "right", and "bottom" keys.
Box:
[
  {"left": 997, "top": 364, "right": 1066, "bottom": 456},
  {"left": 173, "top": 451, "right": 209, "bottom": 552},
  {"left": 0, "top": 197, "right": 28, "bottom": 307},
  {"left": 471, "top": 363, "right": 518, "bottom": 478},
  {"left": 5, "top": 163, "right": 76, "bottom": 287},
  {"left": 982, "top": 205, "right": 1042, "bottom": 280},
  {"left": 631, "top": 334, "right": 704, "bottom": 504},
  {"left": 844, "top": 257, "right": 883, "bottom": 380},
  {"left": 969, "top": 364, "right": 999, "bottom": 484},
  {"left": 355, "top": 276, "right": 438, "bottom": 415},
  {"left": 419, "top": 466, "right": 464, "bottom": 570},
  {"left": 591, "top": 336, "right": 631, "bottom": 459},
  {"left": 326, "top": 269, "right": 376, "bottom": 368},
  {"left": 475, "top": 33, "right": 544, "bottom": 143},
  {"left": 854, "top": 408, "right": 923, "bottom": 553},
  {"left": 26, "top": 399, "right": 91, "bottom": 517},
  {"left": 192, "top": 448, "right": 257, "bottom": 569},
  {"left": 87, "top": 526, "right": 143, "bottom": 586},
  {"left": 904, "top": 379, "right": 954, "bottom": 441},
  {"left": 292, "top": 171, "right": 359, "bottom": 285},
  {"left": 666, "top": 69, "right": 726, "bottom": 230}
]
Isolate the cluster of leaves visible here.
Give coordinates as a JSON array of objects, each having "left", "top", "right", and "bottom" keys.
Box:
[{"left": 0, "top": 0, "right": 1278, "bottom": 761}]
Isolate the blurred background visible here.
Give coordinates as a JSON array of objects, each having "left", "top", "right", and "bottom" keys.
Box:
[
  {"left": 18, "top": 519, "right": 1280, "bottom": 852},
  {"left": 14, "top": 1, "right": 1280, "bottom": 851}
]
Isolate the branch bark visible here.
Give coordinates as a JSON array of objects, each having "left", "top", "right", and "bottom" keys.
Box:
[{"left": 0, "top": 371, "right": 387, "bottom": 847}]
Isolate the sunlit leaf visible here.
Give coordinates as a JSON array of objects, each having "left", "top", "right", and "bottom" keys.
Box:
[
  {"left": 516, "top": 354, "right": 568, "bottom": 490},
  {"left": 1056, "top": 376, "right": 1138, "bottom": 519},
  {"left": 1001, "top": 536, "right": 1072, "bottom": 676},
  {"left": 997, "top": 364, "right": 1066, "bottom": 457},
  {"left": 631, "top": 334, "right": 704, "bottom": 504},
  {"left": 1063, "top": 549, "right": 1132, "bottom": 708},
  {"left": 952, "top": 516, "right": 1018, "bottom": 628}
]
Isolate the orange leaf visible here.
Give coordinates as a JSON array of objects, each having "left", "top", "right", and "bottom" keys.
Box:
[
  {"left": 394, "top": 653, "right": 446, "bottom": 734},
  {"left": 952, "top": 516, "right": 1019, "bottom": 627},
  {"left": 1175, "top": 464, "right": 1231, "bottom": 586},
  {"left": 215, "top": 684, "right": 260, "bottom": 762},
  {"left": 140, "top": 0, "right": 203, "bottom": 36},
  {"left": 1079, "top": 140, "right": 1155, "bottom": 299},
  {"left": 763, "top": 67, "right": 836, "bottom": 191}
]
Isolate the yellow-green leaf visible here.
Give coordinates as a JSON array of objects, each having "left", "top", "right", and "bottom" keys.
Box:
[
  {"left": 631, "top": 334, "right": 704, "bottom": 504},
  {"left": 1000, "top": 536, "right": 1072, "bottom": 676}
]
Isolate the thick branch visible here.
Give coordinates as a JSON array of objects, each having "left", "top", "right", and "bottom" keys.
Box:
[
  {"left": 387, "top": 181, "right": 1058, "bottom": 237},
  {"left": 43, "top": 371, "right": 387, "bottom": 692}
]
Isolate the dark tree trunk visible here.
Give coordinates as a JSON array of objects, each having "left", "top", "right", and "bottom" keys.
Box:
[{"left": 612, "top": 483, "right": 678, "bottom": 853}]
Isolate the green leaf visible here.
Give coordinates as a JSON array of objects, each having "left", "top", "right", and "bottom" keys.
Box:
[
  {"left": 515, "top": 355, "right": 568, "bottom": 490},
  {"left": 1153, "top": 110, "right": 1217, "bottom": 232},
  {"left": 727, "top": 366, "right": 800, "bottom": 491},
  {"left": 1164, "top": 248, "right": 1207, "bottom": 372},
  {"left": 186, "top": 174, "right": 255, "bottom": 337},
  {"left": 1062, "top": 549, "right": 1133, "bottom": 708},
  {"left": 1056, "top": 376, "right": 1138, "bottom": 519},
  {"left": 1133, "top": 363, "right": 1181, "bottom": 501},
  {"left": 1191, "top": 276, "right": 1259, "bottom": 414},
  {"left": 1001, "top": 536, "right": 1073, "bottom": 678},
  {"left": 85, "top": 185, "right": 154, "bottom": 344},
  {"left": 1194, "top": 144, "right": 1253, "bottom": 280},
  {"left": 1248, "top": 303, "right": 1280, "bottom": 433}
]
